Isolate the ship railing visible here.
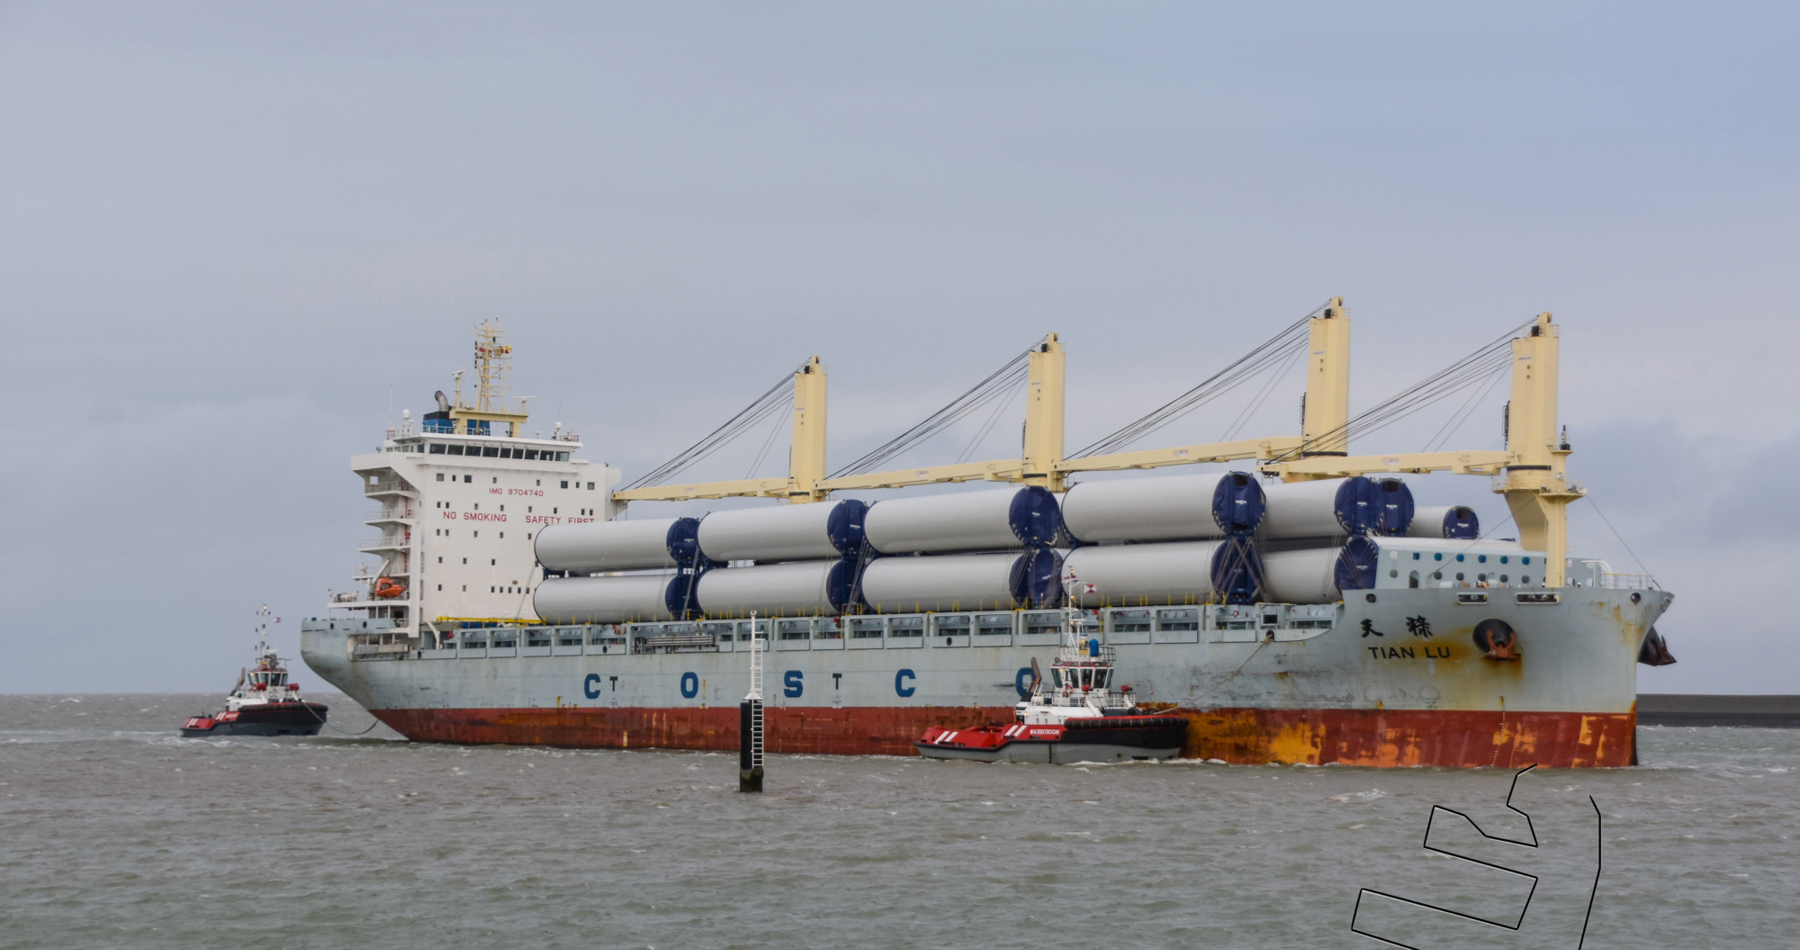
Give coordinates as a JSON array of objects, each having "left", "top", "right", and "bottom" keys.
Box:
[
  {"left": 633, "top": 633, "right": 719, "bottom": 654},
  {"left": 364, "top": 480, "right": 416, "bottom": 496},
  {"left": 364, "top": 508, "right": 417, "bottom": 522},
  {"left": 358, "top": 536, "right": 412, "bottom": 551},
  {"left": 1596, "top": 572, "right": 1658, "bottom": 590}
]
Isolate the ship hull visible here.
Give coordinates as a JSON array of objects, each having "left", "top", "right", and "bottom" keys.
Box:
[
  {"left": 180, "top": 703, "right": 329, "bottom": 737},
  {"left": 304, "top": 586, "right": 1670, "bottom": 768}
]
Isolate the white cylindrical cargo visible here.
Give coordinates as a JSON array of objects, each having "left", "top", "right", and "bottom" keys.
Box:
[
  {"left": 1063, "top": 541, "right": 1226, "bottom": 607},
  {"left": 863, "top": 487, "right": 1060, "bottom": 554},
  {"left": 1406, "top": 505, "right": 1479, "bottom": 540},
  {"left": 859, "top": 554, "right": 1020, "bottom": 614},
  {"left": 1061, "top": 471, "right": 1264, "bottom": 542},
  {"left": 1260, "top": 547, "right": 1342, "bottom": 604},
  {"left": 535, "top": 519, "right": 681, "bottom": 573},
  {"left": 1261, "top": 475, "right": 1414, "bottom": 537},
  {"left": 1259, "top": 479, "right": 1351, "bottom": 539},
  {"left": 694, "top": 561, "right": 842, "bottom": 618},
  {"left": 696, "top": 501, "right": 863, "bottom": 564},
  {"left": 533, "top": 573, "right": 678, "bottom": 624}
]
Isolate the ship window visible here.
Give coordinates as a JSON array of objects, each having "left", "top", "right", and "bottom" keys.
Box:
[
  {"left": 499, "top": 532, "right": 504, "bottom": 539},
  {"left": 1455, "top": 554, "right": 1464, "bottom": 562},
  {"left": 1522, "top": 557, "right": 1531, "bottom": 565},
  {"left": 587, "top": 482, "right": 595, "bottom": 490},
  {"left": 1050, "top": 668, "right": 1063, "bottom": 688},
  {"left": 1478, "top": 555, "right": 1488, "bottom": 563},
  {"left": 525, "top": 449, "right": 539, "bottom": 460},
  {"left": 1455, "top": 573, "right": 1464, "bottom": 581},
  {"left": 1432, "top": 571, "right": 1442, "bottom": 580},
  {"left": 1412, "top": 552, "right": 1420, "bottom": 560},
  {"left": 1434, "top": 553, "right": 1443, "bottom": 561},
  {"left": 561, "top": 481, "right": 569, "bottom": 489},
  {"left": 557, "top": 452, "right": 569, "bottom": 461},
  {"left": 447, "top": 445, "right": 465, "bottom": 456},
  {"left": 464, "top": 475, "right": 472, "bottom": 483},
  {"left": 1409, "top": 571, "right": 1419, "bottom": 588},
  {"left": 1500, "top": 556, "right": 1509, "bottom": 564},
  {"left": 491, "top": 559, "right": 496, "bottom": 566},
  {"left": 482, "top": 446, "right": 499, "bottom": 458},
  {"left": 437, "top": 584, "right": 442, "bottom": 591},
  {"left": 1521, "top": 575, "right": 1531, "bottom": 584},
  {"left": 430, "top": 444, "right": 446, "bottom": 455},
  {"left": 1389, "top": 570, "right": 1398, "bottom": 578},
  {"left": 1499, "top": 574, "right": 1509, "bottom": 583}
]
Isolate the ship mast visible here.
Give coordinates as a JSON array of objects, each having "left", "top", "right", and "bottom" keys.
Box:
[{"left": 449, "top": 321, "right": 531, "bottom": 437}]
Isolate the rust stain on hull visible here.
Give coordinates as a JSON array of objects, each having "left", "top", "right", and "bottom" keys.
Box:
[{"left": 373, "top": 705, "right": 1639, "bottom": 767}]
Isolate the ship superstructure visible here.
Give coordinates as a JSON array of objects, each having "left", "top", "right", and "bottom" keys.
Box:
[
  {"left": 304, "top": 307, "right": 1674, "bottom": 767},
  {"left": 334, "top": 321, "right": 620, "bottom": 652}
]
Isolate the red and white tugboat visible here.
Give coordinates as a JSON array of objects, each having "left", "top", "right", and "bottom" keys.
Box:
[
  {"left": 181, "top": 608, "right": 329, "bottom": 737},
  {"left": 916, "top": 573, "right": 1189, "bottom": 764}
]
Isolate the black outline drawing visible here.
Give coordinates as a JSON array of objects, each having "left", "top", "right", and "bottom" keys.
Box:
[{"left": 1350, "top": 765, "right": 1604, "bottom": 949}]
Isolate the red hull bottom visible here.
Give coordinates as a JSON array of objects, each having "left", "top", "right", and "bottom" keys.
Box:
[{"left": 371, "top": 705, "right": 1639, "bottom": 768}]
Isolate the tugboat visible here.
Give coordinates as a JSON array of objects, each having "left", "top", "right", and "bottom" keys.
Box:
[
  {"left": 916, "top": 573, "right": 1190, "bottom": 764},
  {"left": 181, "top": 608, "right": 329, "bottom": 737}
]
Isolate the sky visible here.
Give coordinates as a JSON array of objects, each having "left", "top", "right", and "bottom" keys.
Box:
[{"left": 2, "top": 1, "right": 1796, "bottom": 693}]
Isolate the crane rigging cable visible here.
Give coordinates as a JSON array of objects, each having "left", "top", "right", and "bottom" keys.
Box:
[
  {"left": 829, "top": 344, "right": 1035, "bottom": 479},
  {"left": 1071, "top": 304, "right": 1321, "bottom": 459},
  {"left": 1273, "top": 316, "right": 1537, "bottom": 462},
  {"left": 621, "top": 362, "right": 805, "bottom": 491}
]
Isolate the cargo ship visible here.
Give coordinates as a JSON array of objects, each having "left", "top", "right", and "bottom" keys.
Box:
[{"left": 302, "top": 306, "right": 1674, "bottom": 767}]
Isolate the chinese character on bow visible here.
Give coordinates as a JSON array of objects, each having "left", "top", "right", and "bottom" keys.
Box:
[
  {"left": 1360, "top": 618, "right": 1384, "bottom": 638},
  {"left": 1405, "top": 616, "right": 1434, "bottom": 639}
]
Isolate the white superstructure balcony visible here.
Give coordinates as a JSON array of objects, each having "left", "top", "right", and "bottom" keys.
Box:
[
  {"left": 358, "top": 536, "right": 412, "bottom": 552},
  {"left": 364, "top": 508, "right": 417, "bottom": 523},
  {"left": 364, "top": 479, "right": 417, "bottom": 497}
]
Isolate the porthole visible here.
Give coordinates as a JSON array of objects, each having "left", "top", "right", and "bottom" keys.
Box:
[
  {"left": 1365, "top": 593, "right": 1377, "bottom": 603},
  {"left": 1434, "top": 553, "right": 1443, "bottom": 561},
  {"left": 1478, "top": 555, "right": 1488, "bottom": 563},
  {"left": 1456, "top": 554, "right": 1465, "bottom": 562}
]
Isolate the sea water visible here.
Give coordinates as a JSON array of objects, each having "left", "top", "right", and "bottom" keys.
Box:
[{"left": 1, "top": 694, "right": 1794, "bottom": 949}]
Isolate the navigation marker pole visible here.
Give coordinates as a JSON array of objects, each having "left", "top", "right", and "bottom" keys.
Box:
[{"left": 740, "top": 611, "right": 765, "bottom": 793}]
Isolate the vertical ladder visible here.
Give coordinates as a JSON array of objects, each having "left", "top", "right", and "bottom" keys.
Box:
[{"left": 740, "top": 612, "right": 765, "bottom": 793}]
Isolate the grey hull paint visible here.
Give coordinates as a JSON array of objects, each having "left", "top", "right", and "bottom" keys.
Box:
[{"left": 303, "top": 588, "right": 1669, "bottom": 719}]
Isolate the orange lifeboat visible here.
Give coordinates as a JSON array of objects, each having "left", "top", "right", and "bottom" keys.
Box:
[{"left": 372, "top": 577, "right": 407, "bottom": 599}]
